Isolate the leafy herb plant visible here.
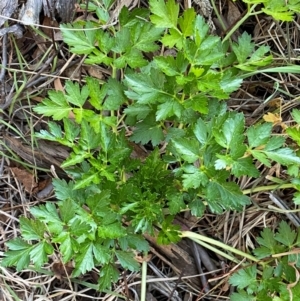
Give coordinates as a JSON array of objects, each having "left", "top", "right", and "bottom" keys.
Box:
[
  {"left": 229, "top": 221, "right": 300, "bottom": 301},
  {"left": 2, "top": 0, "right": 300, "bottom": 294}
]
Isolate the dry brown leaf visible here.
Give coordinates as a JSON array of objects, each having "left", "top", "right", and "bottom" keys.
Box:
[
  {"left": 41, "top": 16, "right": 59, "bottom": 38},
  {"left": 135, "top": 253, "right": 152, "bottom": 263},
  {"left": 263, "top": 112, "right": 287, "bottom": 130},
  {"left": 85, "top": 65, "right": 104, "bottom": 80},
  {"left": 268, "top": 97, "right": 283, "bottom": 108},
  {"left": 129, "top": 142, "right": 148, "bottom": 161},
  {"left": 32, "top": 177, "right": 52, "bottom": 196},
  {"left": 10, "top": 167, "right": 37, "bottom": 193},
  {"left": 54, "top": 78, "right": 64, "bottom": 92},
  {"left": 51, "top": 261, "right": 74, "bottom": 280},
  {"left": 227, "top": 1, "right": 242, "bottom": 27},
  {"left": 263, "top": 112, "right": 282, "bottom": 125}
]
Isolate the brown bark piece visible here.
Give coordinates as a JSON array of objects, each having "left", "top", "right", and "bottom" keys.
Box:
[
  {"left": 51, "top": 261, "right": 74, "bottom": 280},
  {"left": 144, "top": 232, "right": 201, "bottom": 287},
  {"left": 10, "top": 167, "right": 37, "bottom": 193},
  {"left": 4, "top": 135, "right": 69, "bottom": 177},
  {"left": 226, "top": 1, "right": 242, "bottom": 28}
]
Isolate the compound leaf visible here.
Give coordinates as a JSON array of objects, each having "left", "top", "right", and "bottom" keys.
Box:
[
  {"left": 275, "top": 221, "right": 297, "bottom": 247},
  {"left": 229, "top": 266, "right": 257, "bottom": 293},
  {"left": 73, "top": 242, "right": 94, "bottom": 277},
  {"left": 150, "top": 0, "right": 179, "bottom": 29},
  {"left": 115, "top": 250, "right": 140, "bottom": 271}
]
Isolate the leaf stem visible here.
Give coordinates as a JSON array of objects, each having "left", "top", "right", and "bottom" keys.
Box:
[
  {"left": 223, "top": 5, "right": 261, "bottom": 43},
  {"left": 181, "top": 231, "right": 259, "bottom": 262},
  {"left": 242, "top": 183, "right": 295, "bottom": 195},
  {"left": 140, "top": 256, "right": 147, "bottom": 301}
]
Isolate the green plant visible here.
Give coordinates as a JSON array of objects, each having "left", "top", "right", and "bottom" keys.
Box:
[
  {"left": 2, "top": 0, "right": 300, "bottom": 294},
  {"left": 229, "top": 221, "right": 300, "bottom": 301},
  {"left": 222, "top": 0, "right": 300, "bottom": 42}
]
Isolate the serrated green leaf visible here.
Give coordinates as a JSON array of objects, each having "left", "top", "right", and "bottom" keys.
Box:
[
  {"left": 124, "top": 70, "right": 172, "bottom": 104},
  {"left": 118, "top": 234, "right": 150, "bottom": 252},
  {"left": 98, "top": 223, "right": 126, "bottom": 239},
  {"left": 93, "top": 242, "right": 111, "bottom": 264},
  {"left": 172, "top": 138, "right": 200, "bottom": 163},
  {"left": 178, "top": 8, "right": 196, "bottom": 37},
  {"left": 30, "top": 202, "right": 61, "bottom": 224},
  {"left": 69, "top": 217, "right": 93, "bottom": 240},
  {"left": 286, "top": 127, "right": 300, "bottom": 146},
  {"left": 53, "top": 232, "right": 74, "bottom": 263},
  {"left": 99, "top": 264, "right": 120, "bottom": 290},
  {"left": 232, "top": 32, "right": 255, "bottom": 64},
  {"left": 103, "top": 79, "right": 126, "bottom": 110},
  {"left": 181, "top": 165, "right": 208, "bottom": 189},
  {"left": 59, "top": 199, "right": 79, "bottom": 224},
  {"left": 122, "top": 48, "right": 148, "bottom": 68},
  {"left": 130, "top": 116, "right": 164, "bottom": 146},
  {"left": 5, "top": 237, "right": 32, "bottom": 251},
  {"left": 48, "top": 121, "right": 62, "bottom": 138},
  {"left": 263, "top": 148, "right": 300, "bottom": 166},
  {"left": 253, "top": 227, "right": 281, "bottom": 258},
  {"left": 193, "top": 15, "right": 209, "bottom": 47},
  {"left": 275, "top": 221, "right": 297, "bottom": 247},
  {"left": 73, "top": 242, "right": 94, "bottom": 277},
  {"left": 156, "top": 100, "right": 183, "bottom": 120},
  {"left": 30, "top": 242, "right": 53, "bottom": 268},
  {"left": 293, "top": 192, "right": 300, "bottom": 205},
  {"left": 166, "top": 191, "right": 186, "bottom": 214},
  {"left": 65, "top": 81, "right": 89, "bottom": 107},
  {"left": 35, "top": 121, "right": 77, "bottom": 147},
  {"left": 115, "top": 250, "right": 140, "bottom": 271},
  {"left": 262, "top": 8, "right": 294, "bottom": 21},
  {"left": 33, "top": 91, "right": 72, "bottom": 120},
  {"left": 113, "top": 27, "right": 131, "bottom": 53},
  {"left": 189, "top": 198, "right": 205, "bottom": 216},
  {"left": 230, "top": 290, "right": 254, "bottom": 301},
  {"left": 130, "top": 21, "right": 163, "bottom": 52},
  {"left": 79, "top": 119, "right": 102, "bottom": 151},
  {"left": 250, "top": 150, "right": 271, "bottom": 167},
  {"left": 193, "top": 118, "right": 209, "bottom": 146},
  {"left": 184, "top": 38, "right": 224, "bottom": 66},
  {"left": 265, "top": 136, "right": 285, "bottom": 151},
  {"left": 150, "top": 0, "right": 179, "bottom": 29},
  {"left": 214, "top": 113, "right": 245, "bottom": 156},
  {"left": 256, "top": 227, "right": 277, "bottom": 249},
  {"left": 220, "top": 72, "right": 243, "bottom": 93},
  {"left": 124, "top": 105, "right": 152, "bottom": 119},
  {"left": 30, "top": 203, "right": 63, "bottom": 234},
  {"left": 61, "top": 22, "right": 96, "bottom": 54},
  {"left": 184, "top": 94, "right": 208, "bottom": 114},
  {"left": 154, "top": 56, "right": 182, "bottom": 77},
  {"left": 214, "top": 156, "right": 230, "bottom": 170},
  {"left": 20, "top": 217, "right": 46, "bottom": 240},
  {"left": 86, "top": 190, "right": 111, "bottom": 215},
  {"left": 62, "top": 152, "right": 88, "bottom": 169},
  {"left": 291, "top": 109, "right": 300, "bottom": 124},
  {"left": 231, "top": 157, "right": 260, "bottom": 177},
  {"left": 161, "top": 28, "right": 182, "bottom": 48},
  {"left": 206, "top": 181, "right": 250, "bottom": 212},
  {"left": 229, "top": 266, "right": 257, "bottom": 292},
  {"left": 52, "top": 178, "right": 75, "bottom": 201},
  {"left": 1, "top": 239, "right": 32, "bottom": 271},
  {"left": 85, "top": 77, "right": 106, "bottom": 110},
  {"left": 247, "top": 123, "right": 272, "bottom": 148}
]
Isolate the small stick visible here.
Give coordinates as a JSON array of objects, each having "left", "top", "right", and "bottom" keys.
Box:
[
  {"left": 0, "top": 33, "right": 8, "bottom": 102},
  {"left": 269, "top": 192, "right": 300, "bottom": 227}
]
